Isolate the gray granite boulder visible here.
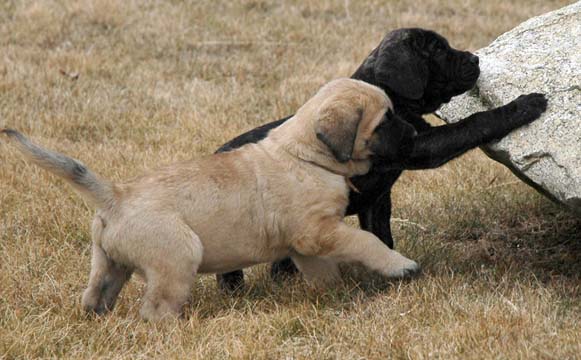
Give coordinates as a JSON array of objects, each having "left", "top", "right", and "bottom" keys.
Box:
[{"left": 439, "top": 2, "right": 581, "bottom": 215}]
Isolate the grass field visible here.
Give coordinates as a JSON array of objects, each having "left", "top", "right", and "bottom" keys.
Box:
[{"left": 0, "top": 0, "right": 579, "bottom": 358}]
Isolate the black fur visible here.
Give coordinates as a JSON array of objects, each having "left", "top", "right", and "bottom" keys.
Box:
[{"left": 215, "top": 28, "right": 547, "bottom": 291}]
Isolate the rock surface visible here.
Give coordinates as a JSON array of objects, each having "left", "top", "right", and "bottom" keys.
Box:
[{"left": 439, "top": 2, "right": 581, "bottom": 215}]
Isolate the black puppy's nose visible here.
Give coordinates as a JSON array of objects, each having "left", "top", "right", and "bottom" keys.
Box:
[{"left": 469, "top": 54, "right": 479, "bottom": 65}]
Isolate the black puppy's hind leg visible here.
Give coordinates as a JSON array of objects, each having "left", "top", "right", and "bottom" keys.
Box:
[
  {"left": 217, "top": 271, "right": 245, "bottom": 292},
  {"left": 270, "top": 258, "right": 299, "bottom": 282}
]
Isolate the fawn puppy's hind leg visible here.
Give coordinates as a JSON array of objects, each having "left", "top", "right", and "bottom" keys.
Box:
[
  {"left": 138, "top": 223, "right": 203, "bottom": 322},
  {"left": 82, "top": 217, "right": 132, "bottom": 315},
  {"left": 82, "top": 243, "right": 132, "bottom": 315}
]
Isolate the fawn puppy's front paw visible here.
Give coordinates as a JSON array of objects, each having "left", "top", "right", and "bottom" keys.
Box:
[{"left": 384, "top": 255, "right": 421, "bottom": 279}]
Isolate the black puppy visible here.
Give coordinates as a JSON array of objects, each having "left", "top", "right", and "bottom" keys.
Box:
[{"left": 216, "top": 28, "right": 547, "bottom": 291}]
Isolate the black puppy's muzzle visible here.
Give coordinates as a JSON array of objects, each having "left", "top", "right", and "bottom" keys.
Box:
[
  {"left": 459, "top": 51, "right": 480, "bottom": 85},
  {"left": 468, "top": 54, "right": 479, "bottom": 65}
]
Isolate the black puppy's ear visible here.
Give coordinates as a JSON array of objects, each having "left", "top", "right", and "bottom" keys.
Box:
[
  {"left": 315, "top": 102, "right": 363, "bottom": 163},
  {"left": 373, "top": 35, "right": 428, "bottom": 100}
]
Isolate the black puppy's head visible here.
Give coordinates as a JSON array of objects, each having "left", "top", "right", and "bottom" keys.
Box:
[
  {"left": 353, "top": 28, "right": 480, "bottom": 114},
  {"left": 367, "top": 109, "right": 416, "bottom": 167}
]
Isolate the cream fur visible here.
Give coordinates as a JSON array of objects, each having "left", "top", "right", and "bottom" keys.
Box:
[{"left": 2, "top": 78, "right": 419, "bottom": 321}]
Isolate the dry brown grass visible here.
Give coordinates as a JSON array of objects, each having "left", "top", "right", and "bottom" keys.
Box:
[{"left": 0, "top": 0, "right": 579, "bottom": 358}]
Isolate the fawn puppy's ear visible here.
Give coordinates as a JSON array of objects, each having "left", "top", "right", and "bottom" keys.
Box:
[{"left": 315, "top": 99, "right": 364, "bottom": 163}]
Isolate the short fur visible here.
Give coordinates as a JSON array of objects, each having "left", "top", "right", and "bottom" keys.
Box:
[
  {"left": 216, "top": 28, "right": 548, "bottom": 291},
  {"left": 2, "top": 79, "right": 420, "bottom": 321}
]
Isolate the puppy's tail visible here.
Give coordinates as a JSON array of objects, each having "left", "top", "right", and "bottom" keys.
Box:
[{"left": 1, "top": 129, "right": 117, "bottom": 209}]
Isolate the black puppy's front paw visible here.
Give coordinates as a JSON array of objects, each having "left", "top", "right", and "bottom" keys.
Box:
[{"left": 511, "top": 93, "right": 548, "bottom": 124}]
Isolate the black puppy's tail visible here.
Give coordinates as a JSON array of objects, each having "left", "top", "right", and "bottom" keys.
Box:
[{"left": 1, "top": 129, "right": 117, "bottom": 209}]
